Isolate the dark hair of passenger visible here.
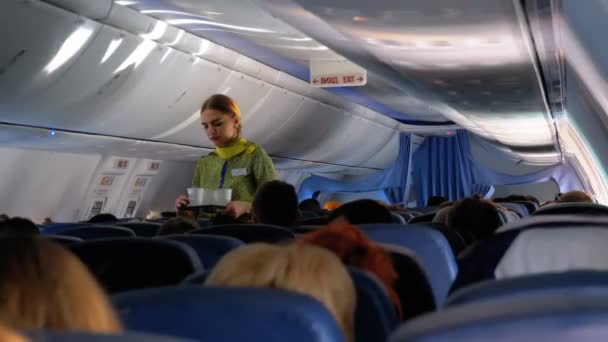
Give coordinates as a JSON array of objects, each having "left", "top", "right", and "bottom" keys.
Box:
[
  {"left": 557, "top": 190, "right": 594, "bottom": 203},
  {"left": 299, "top": 198, "right": 322, "bottom": 213},
  {"left": 157, "top": 217, "right": 200, "bottom": 236},
  {"left": 329, "top": 199, "right": 393, "bottom": 225},
  {"left": 0, "top": 237, "right": 122, "bottom": 332},
  {"left": 251, "top": 180, "right": 300, "bottom": 227},
  {"left": 448, "top": 197, "right": 501, "bottom": 240},
  {"left": 161, "top": 211, "right": 177, "bottom": 218},
  {"left": 0, "top": 218, "right": 39, "bottom": 237},
  {"left": 427, "top": 196, "right": 447, "bottom": 207},
  {"left": 88, "top": 213, "right": 118, "bottom": 224}
]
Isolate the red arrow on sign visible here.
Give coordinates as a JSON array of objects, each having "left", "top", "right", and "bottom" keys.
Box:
[
  {"left": 313, "top": 79, "right": 319, "bottom": 84},
  {"left": 357, "top": 76, "right": 363, "bottom": 82}
]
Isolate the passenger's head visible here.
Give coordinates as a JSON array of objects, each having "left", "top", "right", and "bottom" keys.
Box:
[
  {"left": 427, "top": 196, "right": 447, "bottom": 207},
  {"left": 323, "top": 201, "right": 342, "bottom": 211},
  {"left": 329, "top": 199, "right": 392, "bottom": 225},
  {"left": 558, "top": 190, "right": 594, "bottom": 204},
  {"left": 300, "top": 220, "right": 402, "bottom": 317},
  {"left": 201, "top": 94, "right": 242, "bottom": 147},
  {"left": 299, "top": 198, "right": 322, "bottom": 213},
  {"left": 448, "top": 198, "right": 501, "bottom": 240},
  {"left": 0, "top": 218, "right": 39, "bottom": 237},
  {"left": 206, "top": 243, "right": 355, "bottom": 341},
  {"left": 0, "top": 237, "right": 122, "bottom": 332},
  {"left": 251, "top": 180, "right": 299, "bottom": 227},
  {"left": 88, "top": 213, "right": 118, "bottom": 224},
  {"left": 157, "top": 217, "right": 200, "bottom": 236}
]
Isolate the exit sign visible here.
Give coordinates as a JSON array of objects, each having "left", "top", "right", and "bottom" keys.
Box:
[{"left": 310, "top": 60, "right": 367, "bottom": 88}]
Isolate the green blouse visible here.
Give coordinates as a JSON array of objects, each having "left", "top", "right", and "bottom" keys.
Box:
[{"left": 192, "top": 140, "right": 276, "bottom": 202}]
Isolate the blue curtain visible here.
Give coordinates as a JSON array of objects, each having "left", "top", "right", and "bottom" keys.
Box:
[
  {"left": 298, "top": 133, "right": 411, "bottom": 204},
  {"left": 414, "top": 130, "right": 584, "bottom": 206},
  {"left": 413, "top": 130, "right": 474, "bottom": 206}
]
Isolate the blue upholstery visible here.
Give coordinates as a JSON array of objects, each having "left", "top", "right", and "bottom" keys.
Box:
[
  {"left": 391, "top": 212, "right": 407, "bottom": 224},
  {"left": 514, "top": 201, "right": 538, "bottom": 214},
  {"left": 534, "top": 203, "right": 608, "bottom": 216},
  {"left": 161, "top": 235, "right": 243, "bottom": 268},
  {"left": 408, "top": 212, "right": 436, "bottom": 224},
  {"left": 44, "top": 234, "right": 83, "bottom": 246},
  {"left": 59, "top": 225, "right": 135, "bottom": 240},
  {"left": 26, "top": 331, "right": 190, "bottom": 342},
  {"left": 350, "top": 268, "right": 399, "bottom": 342},
  {"left": 448, "top": 271, "right": 608, "bottom": 307},
  {"left": 114, "top": 286, "right": 345, "bottom": 342},
  {"left": 388, "top": 289, "right": 608, "bottom": 342},
  {"left": 116, "top": 222, "right": 161, "bottom": 237},
  {"left": 500, "top": 203, "right": 529, "bottom": 217},
  {"left": 39, "top": 222, "right": 90, "bottom": 234},
  {"left": 360, "top": 224, "right": 458, "bottom": 307},
  {"left": 191, "top": 224, "right": 295, "bottom": 243},
  {"left": 69, "top": 238, "right": 202, "bottom": 293}
]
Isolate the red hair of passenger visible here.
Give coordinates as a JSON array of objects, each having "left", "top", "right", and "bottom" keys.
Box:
[{"left": 300, "top": 219, "right": 403, "bottom": 318}]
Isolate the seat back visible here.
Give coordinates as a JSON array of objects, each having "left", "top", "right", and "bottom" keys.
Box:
[
  {"left": 386, "top": 246, "right": 437, "bottom": 319},
  {"left": 113, "top": 286, "right": 345, "bottom": 342},
  {"left": 499, "top": 203, "right": 528, "bottom": 217},
  {"left": 44, "top": 234, "right": 83, "bottom": 246},
  {"left": 496, "top": 227, "right": 608, "bottom": 279},
  {"left": 301, "top": 216, "right": 331, "bottom": 226},
  {"left": 534, "top": 203, "right": 608, "bottom": 216},
  {"left": 391, "top": 212, "right": 407, "bottom": 224},
  {"left": 59, "top": 225, "right": 135, "bottom": 240},
  {"left": 361, "top": 224, "right": 457, "bottom": 307},
  {"left": 350, "top": 268, "right": 399, "bottom": 342},
  {"left": 448, "top": 271, "right": 608, "bottom": 307},
  {"left": 388, "top": 290, "right": 608, "bottom": 342},
  {"left": 116, "top": 222, "right": 161, "bottom": 237},
  {"left": 191, "top": 224, "right": 295, "bottom": 243},
  {"left": 161, "top": 235, "right": 243, "bottom": 268},
  {"left": 408, "top": 212, "right": 436, "bottom": 224},
  {"left": 70, "top": 238, "right": 203, "bottom": 293},
  {"left": 26, "top": 331, "right": 189, "bottom": 342}
]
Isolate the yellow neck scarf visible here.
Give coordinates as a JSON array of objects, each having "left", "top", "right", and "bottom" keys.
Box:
[{"left": 216, "top": 138, "right": 248, "bottom": 160}]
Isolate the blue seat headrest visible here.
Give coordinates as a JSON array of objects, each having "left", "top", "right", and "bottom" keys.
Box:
[
  {"left": 191, "top": 224, "right": 295, "bottom": 243},
  {"left": 389, "top": 289, "right": 608, "bottom": 342},
  {"left": 448, "top": 271, "right": 608, "bottom": 307},
  {"left": 161, "top": 234, "right": 244, "bottom": 268},
  {"left": 115, "top": 222, "right": 161, "bottom": 237},
  {"left": 349, "top": 268, "right": 399, "bottom": 342},
  {"left": 69, "top": 238, "right": 203, "bottom": 293},
  {"left": 58, "top": 225, "right": 135, "bottom": 240},
  {"left": 114, "top": 286, "right": 345, "bottom": 342},
  {"left": 360, "top": 224, "right": 457, "bottom": 307}
]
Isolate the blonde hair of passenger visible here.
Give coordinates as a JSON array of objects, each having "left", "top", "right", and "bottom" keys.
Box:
[
  {"left": 206, "top": 243, "right": 356, "bottom": 342},
  {"left": 558, "top": 190, "right": 594, "bottom": 203},
  {"left": 0, "top": 237, "right": 122, "bottom": 332}
]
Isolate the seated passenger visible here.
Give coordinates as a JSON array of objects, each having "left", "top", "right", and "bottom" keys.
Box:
[
  {"left": 447, "top": 197, "right": 501, "bottom": 241},
  {"left": 329, "top": 199, "right": 392, "bottom": 225},
  {"left": 88, "top": 213, "right": 118, "bottom": 224},
  {"left": 251, "top": 180, "right": 300, "bottom": 227},
  {"left": 427, "top": 196, "right": 447, "bottom": 207},
  {"left": 300, "top": 220, "right": 403, "bottom": 318},
  {"left": 0, "top": 218, "right": 39, "bottom": 237},
  {"left": 557, "top": 190, "right": 594, "bottom": 203},
  {"left": 299, "top": 198, "right": 322, "bottom": 214},
  {"left": 157, "top": 217, "right": 200, "bottom": 236},
  {"left": 0, "top": 237, "right": 122, "bottom": 332},
  {"left": 432, "top": 205, "right": 453, "bottom": 226},
  {"left": 205, "top": 243, "right": 355, "bottom": 341}
]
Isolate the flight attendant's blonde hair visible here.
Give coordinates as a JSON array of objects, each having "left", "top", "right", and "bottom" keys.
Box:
[
  {"left": 0, "top": 237, "right": 122, "bottom": 332},
  {"left": 206, "top": 243, "right": 356, "bottom": 342},
  {"left": 201, "top": 94, "right": 242, "bottom": 135}
]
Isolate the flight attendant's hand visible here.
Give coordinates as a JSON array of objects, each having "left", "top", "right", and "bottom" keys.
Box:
[
  {"left": 175, "top": 195, "right": 190, "bottom": 210},
  {"left": 224, "top": 201, "right": 252, "bottom": 218}
]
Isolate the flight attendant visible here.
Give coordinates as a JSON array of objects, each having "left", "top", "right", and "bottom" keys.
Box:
[{"left": 175, "top": 94, "right": 276, "bottom": 218}]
